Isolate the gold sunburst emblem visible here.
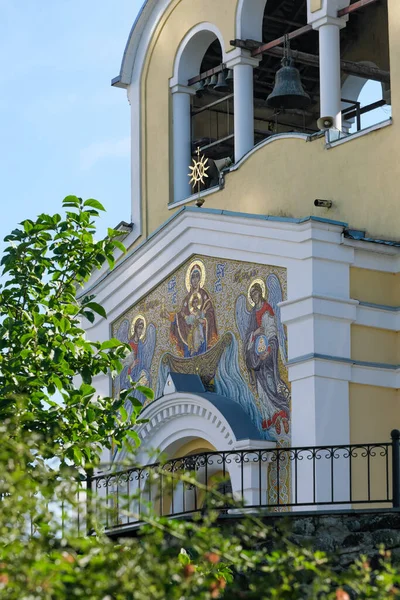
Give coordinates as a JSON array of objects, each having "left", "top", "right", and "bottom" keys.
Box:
[{"left": 188, "top": 147, "right": 209, "bottom": 206}]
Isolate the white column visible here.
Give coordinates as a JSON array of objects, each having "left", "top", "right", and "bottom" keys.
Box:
[
  {"left": 279, "top": 221, "right": 356, "bottom": 510},
  {"left": 171, "top": 84, "right": 196, "bottom": 204},
  {"left": 226, "top": 50, "right": 260, "bottom": 163},
  {"left": 230, "top": 440, "right": 276, "bottom": 509},
  {"left": 318, "top": 21, "right": 342, "bottom": 130},
  {"left": 307, "top": 1, "right": 349, "bottom": 131}
]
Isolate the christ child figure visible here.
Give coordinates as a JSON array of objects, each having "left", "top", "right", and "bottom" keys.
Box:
[{"left": 185, "top": 292, "right": 206, "bottom": 356}]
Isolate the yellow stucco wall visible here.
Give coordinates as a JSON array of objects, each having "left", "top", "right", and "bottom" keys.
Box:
[
  {"left": 351, "top": 324, "right": 399, "bottom": 365},
  {"left": 350, "top": 384, "right": 399, "bottom": 444},
  {"left": 137, "top": 0, "right": 400, "bottom": 242},
  {"left": 350, "top": 267, "right": 400, "bottom": 307},
  {"left": 171, "top": 438, "right": 216, "bottom": 458},
  {"left": 350, "top": 383, "right": 400, "bottom": 505}
]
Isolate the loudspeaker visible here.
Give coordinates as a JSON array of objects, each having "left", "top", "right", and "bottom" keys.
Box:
[{"left": 317, "top": 116, "right": 334, "bottom": 130}]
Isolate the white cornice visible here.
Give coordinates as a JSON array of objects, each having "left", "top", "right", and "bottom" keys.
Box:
[
  {"left": 280, "top": 294, "right": 359, "bottom": 325},
  {"left": 288, "top": 355, "right": 400, "bottom": 388},
  {"left": 81, "top": 211, "right": 352, "bottom": 323}
]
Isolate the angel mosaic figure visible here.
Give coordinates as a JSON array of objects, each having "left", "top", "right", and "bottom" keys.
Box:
[
  {"left": 114, "top": 314, "right": 156, "bottom": 407},
  {"left": 161, "top": 260, "right": 218, "bottom": 358},
  {"left": 235, "top": 274, "right": 290, "bottom": 437}
]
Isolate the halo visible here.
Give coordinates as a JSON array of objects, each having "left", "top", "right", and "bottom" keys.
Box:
[
  {"left": 185, "top": 259, "right": 206, "bottom": 292},
  {"left": 247, "top": 278, "right": 266, "bottom": 307},
  {"left": 189, "top": 292, "right": 203, "bottom": 313},
  {"left": 130, "top": 314, "right": 147, "bottom": 339}
]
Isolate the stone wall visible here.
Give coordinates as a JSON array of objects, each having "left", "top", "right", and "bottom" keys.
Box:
[{"left": 262, "top": 510, "right": 400, "bottom": 568}]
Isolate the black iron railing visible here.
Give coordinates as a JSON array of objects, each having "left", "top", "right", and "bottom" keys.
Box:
[{"left": 87, "top": 430, "right": 400, "bottom": 532}]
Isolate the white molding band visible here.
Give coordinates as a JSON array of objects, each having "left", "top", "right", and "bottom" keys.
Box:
[{"left": 288, "top": 355, "right": 400, "bottom": 389}]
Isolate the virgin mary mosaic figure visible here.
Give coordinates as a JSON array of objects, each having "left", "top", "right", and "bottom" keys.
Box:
[
  {"left": 236, "top": 275, "right": 290, "bottom": 437},
  {"left": 162, "top": 260, "right": 218, "bottom": 358}
]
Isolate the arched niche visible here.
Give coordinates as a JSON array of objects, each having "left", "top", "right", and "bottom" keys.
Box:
[
  {"left": 341, "top": 63, "right": 391, "bottom": 134},
  {"left": 236, "top": 0, "right": 268, "bottom": 42}
]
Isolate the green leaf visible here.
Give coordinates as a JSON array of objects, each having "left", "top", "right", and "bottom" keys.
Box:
[
  {"left": 83, "top": 199, "right": 105, "bottom": 211},
  {"left": 59, "top": 317, "right": 71, "bottom": 333},
  {"left": 106, "top": 255, "right": 115, "bottom": 270},
  {"left": 112, "top": 240, "right": 126, "bottom": 253},
  {"left": 125, "top": 430, "right": 141, "bottom": 447},
  {"left": 178, "top": 549, "right": 191, "bottom": 566},
  {"left": 79, "top": 384, "right": 96, "bottom": 398},
  {"left": 73, "top": 446, "right": 83, "bottom": 464},
  {"left": 52, "top": 376, "right": 63, "bottom": 391},
  {"left": 84, "top": 302, "right": 107, "bottom": 319},
  {"left": 135, "top": 385, "right": 154, "bottom": 401},
  {"left": 120, "top": 406, "right": 128, "bottom": 423},
  {"left": 81, "top": 366, "right": 92, "bottom": 385},
  {"left": 100, "top": 338, "right": 122, "bottom": 350},
  {"left": 82, "top": 310, "right": 95, "bottom": 324},
  {"left": 22, "top": 219, "right": 34, "bottom": 233},
  {"left": 62, "top": 195, "right": 80, "bottom": 207}
]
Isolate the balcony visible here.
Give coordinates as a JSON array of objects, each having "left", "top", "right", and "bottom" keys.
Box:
[{"left": 88, "top": 431, "right": 400, "bottom": 534}]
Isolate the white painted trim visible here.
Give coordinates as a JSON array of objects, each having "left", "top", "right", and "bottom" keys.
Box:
[
  {"left": 236, "top": 0, "right": 268, "bottom": 41},
  {"left": 82, "top": 212, "right": 350, "bottom": 317},
  {"left": 233, "top": 439, "right": 275, "bottom": 451},
  {"left": 343, "top": 238, "right": 399, "bottom": 259},
  {"left": 138, "top": 393, "right": 236, "bottom": 451},
  {"left": 356, "top": 304, "right": 400, "bottom": 332},
  {"left": 351, "top": 364, "right": 400, "bottom": 389},
  {"left": 288, "top": 356, "right": 400, "bottom": 389},
  {"left": 170, "top": 84, "right": 196, "bottom": 95},
  {"left": 326, "top": 119, "right": 392, "bottom": 148},
  {"left": 345, "top": 242, "right": 400, "bottom": 275},
  {"left": 170, "top": 22, "right": 227, "bottom": 87},
  {"left": 168, "top": 185, "right": 221, "bottom": 209},
  {"left": 280, "top": 294, "right": 359, "bottom": 325},
  {"left": 225, "top": 48, "right": 260, "bottom": 69},
  {"left": 120, "top": 0, "right": 172, "bottom": 240}
]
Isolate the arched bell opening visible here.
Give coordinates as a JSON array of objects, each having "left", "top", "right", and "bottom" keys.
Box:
[
  {"left": 234, "top": 0, "right": 391, "bottom": 144},
  {"left": 341, "top": 65, "right": 391, "bottom": 136},
  {"left": 188, "top": 39, "right": 235, "bottom": 188},
  {"left": 170, "top": 24, "right": 229, "bottom": 203},
  {"left": 251, "top": 0, "right": 318, "bottom": 141}
]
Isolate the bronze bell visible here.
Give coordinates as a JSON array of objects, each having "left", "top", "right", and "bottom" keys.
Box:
[
  {"left": 214, "top": 70, "right": 229, "bottom": 92},
  {"left": 267, "top": 57, "right": 311, "bottom": 110},
  {"left": 208, "top": 73, "right": 218, "bottom": 88}
]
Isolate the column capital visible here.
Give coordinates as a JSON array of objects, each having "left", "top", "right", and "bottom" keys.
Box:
[
  {"left": 170, "top": 83, "right": 196, "bottom": 96},
  {"left": 311, "top": 14, "right": 348, "bottom": 30},
  {"left": 233, "top": 439, "right": 276, "bottom": 451},
  {"left": 225, "top": 48, "right": 260, "bottom": 70},
  {"left": 307, "top": 0, "right": 350, "bottom": 29}
]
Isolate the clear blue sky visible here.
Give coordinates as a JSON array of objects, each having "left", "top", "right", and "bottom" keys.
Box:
[{"left": 0, "top": 0, "right": 143, "bottom": 245}]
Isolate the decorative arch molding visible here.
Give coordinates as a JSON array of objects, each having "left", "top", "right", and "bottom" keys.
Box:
[
  {"left": 136, "top": 393, "right": 238, "bottom": 460},
  {"left": 236, "top": 0, "right": 268, "bottom": 42},
  {"left": 170, "top": 22, "right": 227, "bottom": 87}
]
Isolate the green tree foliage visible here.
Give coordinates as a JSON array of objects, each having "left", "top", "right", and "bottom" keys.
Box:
[
  {"left": 0, "top": 196, "right": 148, "bottom": 466},
  {"left": 0, "top": 197, "right": 399, "bottom": 599}
]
